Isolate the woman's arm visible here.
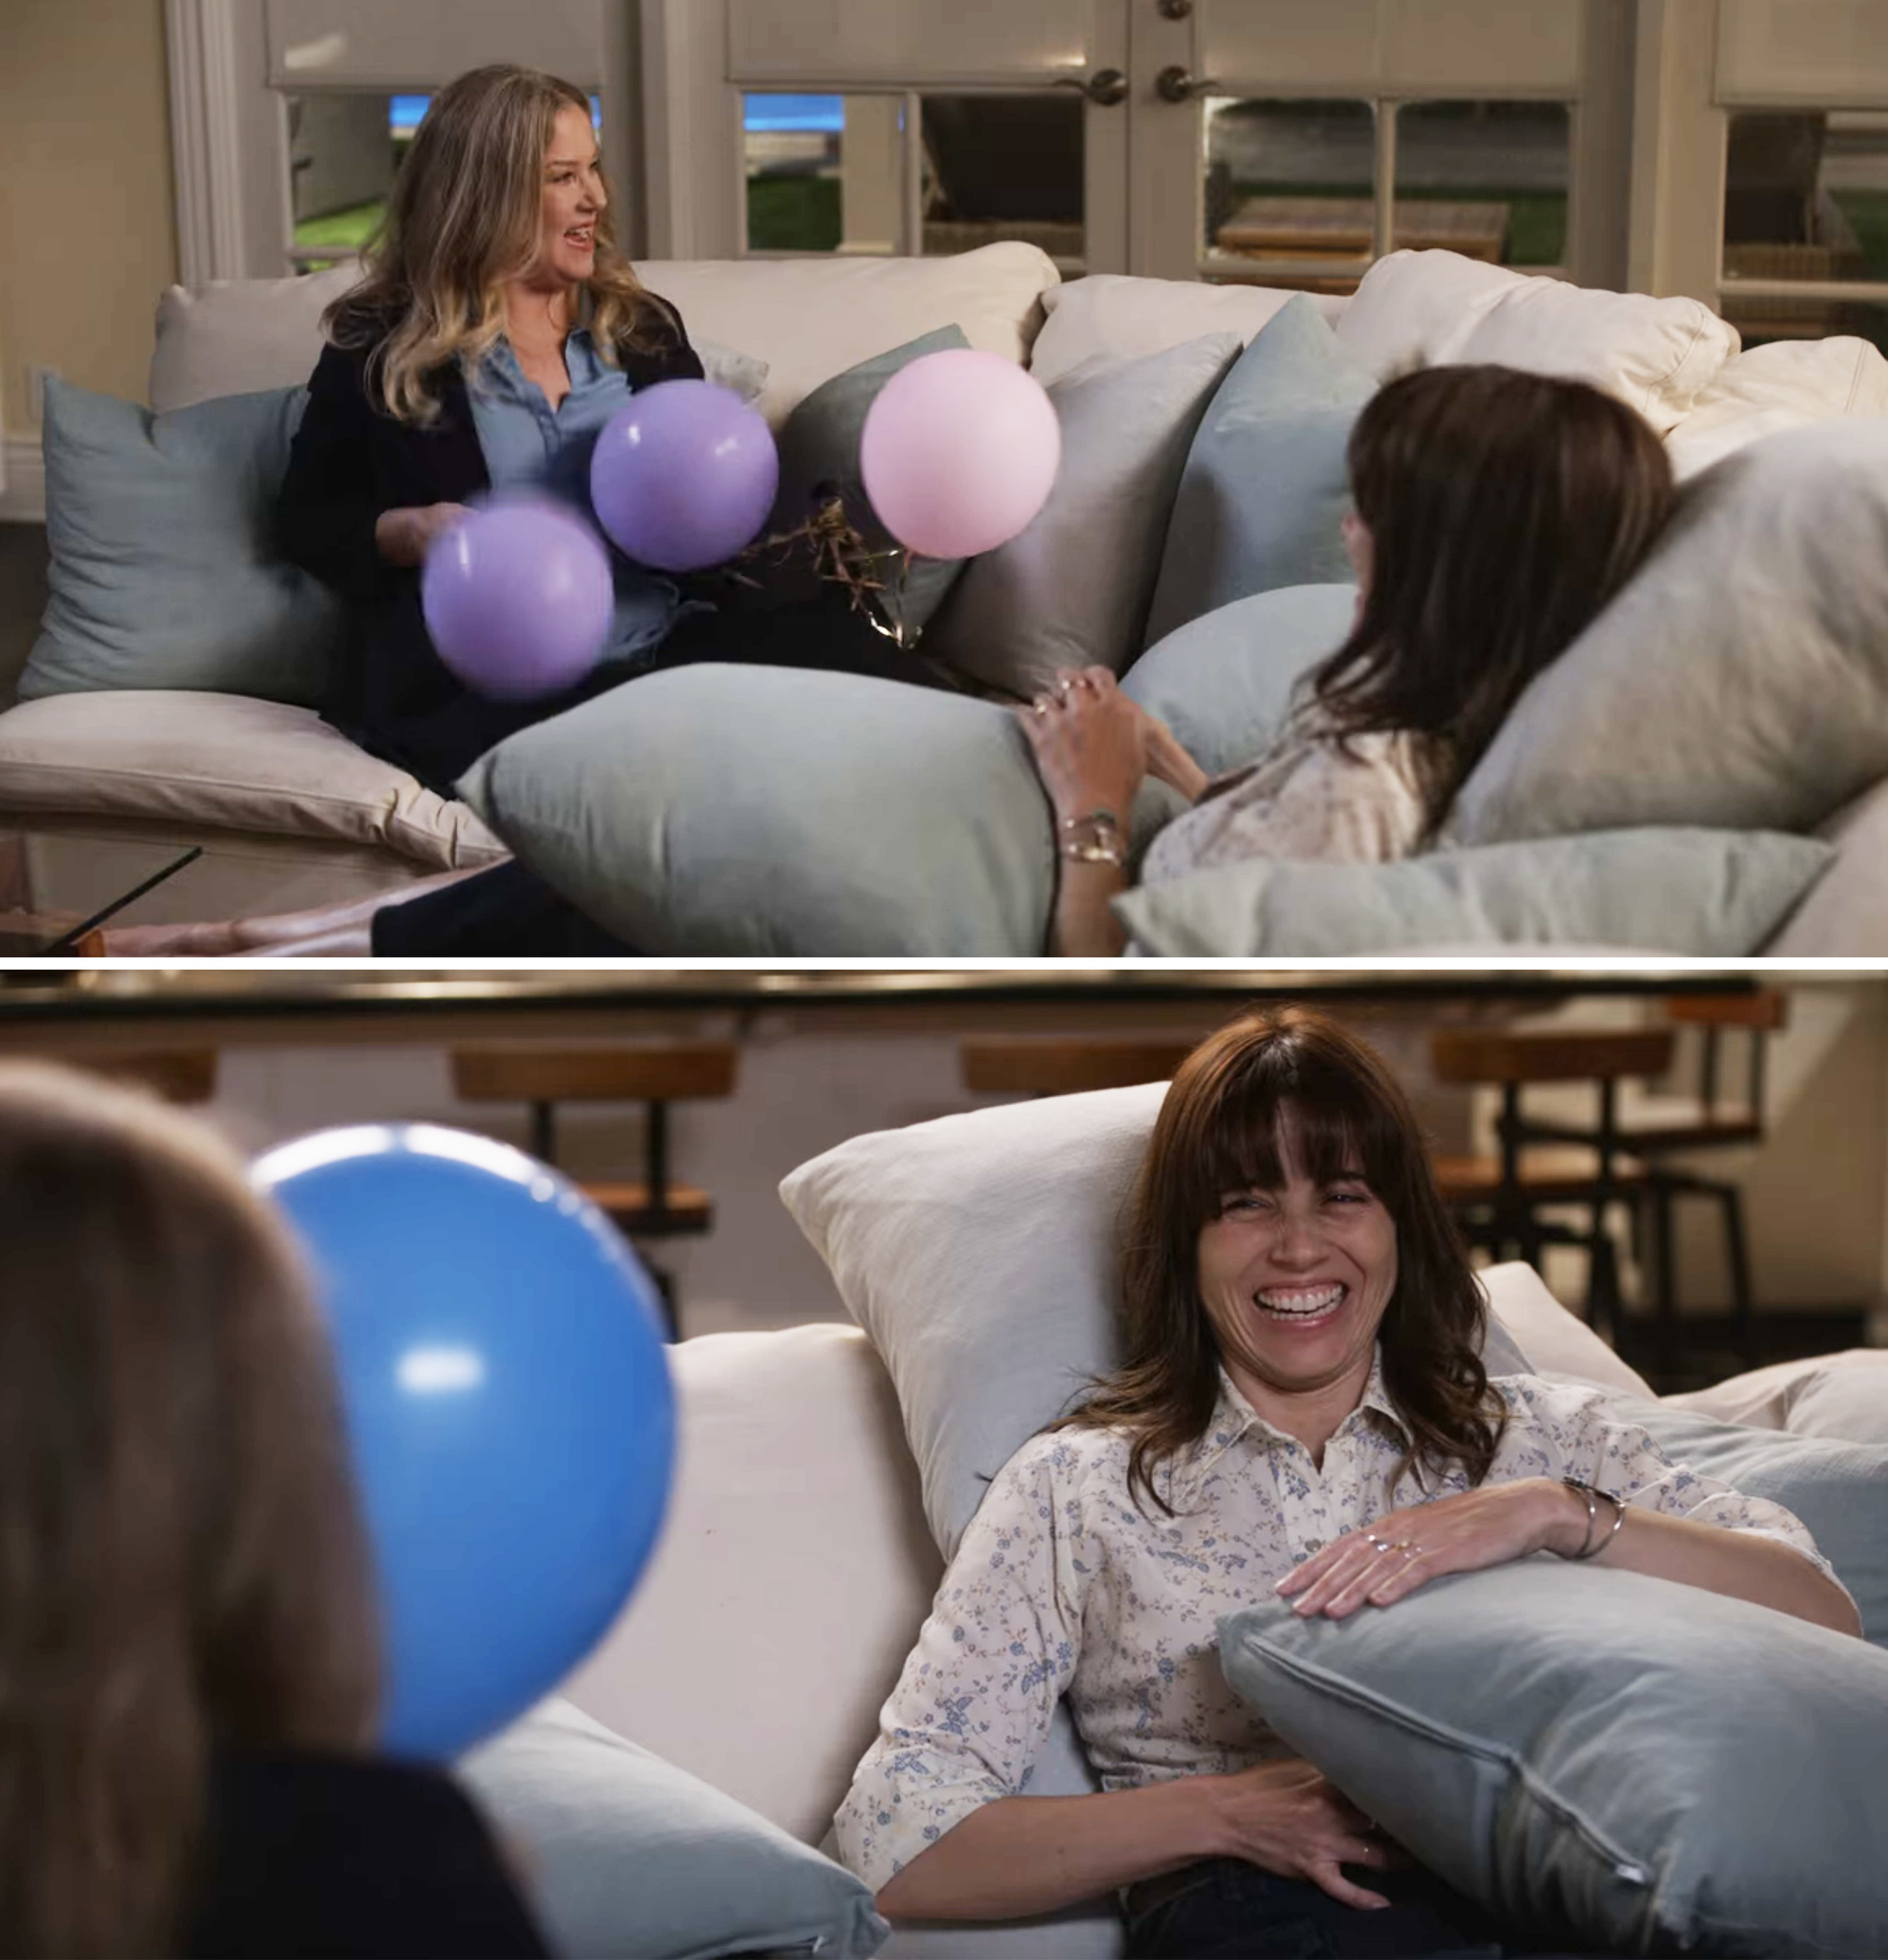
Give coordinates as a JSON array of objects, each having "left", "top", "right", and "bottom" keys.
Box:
[
  {"left": 878, "top": 1756, "right": 1395, "bottom": 1922},
  {"left": 1279, "top": 1476, "right": 1860, "bottom": 1637},
  {"left": 1018, "top": 668, "right": 1206, "bottom": 957}
]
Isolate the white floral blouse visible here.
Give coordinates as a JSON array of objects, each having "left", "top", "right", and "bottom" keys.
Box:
[
  {"left": 1138, "top": 722, "right": 1433, "bottom": 889},
  {"left": 833, "top": 1357, "right": 1844, "bottom": 1892}
]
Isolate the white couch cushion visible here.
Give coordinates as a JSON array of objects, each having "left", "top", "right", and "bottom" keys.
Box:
[
  {"left": 634, "top": 245, "right": 1059, "bottom": 425},
  {"left": 150, "top": 244, "right": 1060, "bottom": 427},
  {"left": 561, "top": 1325, "right": 944, "bottom": 1850},
  {"left": 1666, "top": 335, "right": 1888, "bottom": 480},
  {"left": 1026, "top": 272, "right": 1347, "bottom": 388},
  {"left": 1664, "top": 1350, "right": 1888, "bottom": 1447},
  {"left": 1334, "top": 249, "right": 1739, "bottom": 434},
  {"left": 0, "top": 692, "right": 506, "bottom": 870}
]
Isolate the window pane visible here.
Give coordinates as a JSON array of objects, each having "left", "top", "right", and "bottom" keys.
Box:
[
  {"left": 919, "top": 93, "right": 1082, "bottom": 264},
  {"left": 1204, "top": 99, "right": 1377, "bottom": 291},
  {"left": 288, "top": 90, "right": 603, "bottom": 262},
  {"left": 1393, "top": 100, "right": 1570, "bottom": 267},
  {"left": 744, "top": 92, "right": 847, "bottom": 252},
  {"left": 1723, "top": 109, "right": 1888, "bottom": 288}
]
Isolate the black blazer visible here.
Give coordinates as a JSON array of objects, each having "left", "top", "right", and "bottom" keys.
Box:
[
  {"left": 278, "top": 305, "right": 704, "bottom": 795},
  {"left": 188, "top": 1748, "right": 548, "bottom": 1958}
]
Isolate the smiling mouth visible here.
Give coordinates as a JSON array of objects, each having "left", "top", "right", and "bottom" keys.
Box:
[
  {"left": 564, "top": 227, "right": 595, "bottom": 248},
  {"left": 1252, "top": 1284, "right": 1347, "bottom": 1323}
]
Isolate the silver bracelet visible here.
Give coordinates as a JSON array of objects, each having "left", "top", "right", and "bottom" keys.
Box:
[{"left": 1561, "top": 1476, "right": 1627, "bottom": 1560}]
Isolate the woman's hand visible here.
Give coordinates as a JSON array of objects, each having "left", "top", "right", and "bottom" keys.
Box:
[
  {"left": 1200, "top": 1759, "right": 1399, "bottom": 1912},
  {"left": 374, "top": 501, "right": 473, "bottom": 568},
  {"left": 1275, "top": 1478, "right": 1583, "bottom": 1620},
  {"left": 1016, "top": 666, "right": 1149, "bottom": 820}
]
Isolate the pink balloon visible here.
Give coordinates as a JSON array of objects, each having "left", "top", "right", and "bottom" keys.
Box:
[{"left": 859, "top": 350, "right": 1061, "bottom": 559}]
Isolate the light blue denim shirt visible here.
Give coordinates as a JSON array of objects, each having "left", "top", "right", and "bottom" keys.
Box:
[{"left": 464, "top": 328, "right": 692, "bottom": 666}]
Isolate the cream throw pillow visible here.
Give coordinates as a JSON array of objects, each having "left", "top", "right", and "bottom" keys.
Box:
[{"left": 1334, "top": 249, "right": 1739, "bottom": 435}]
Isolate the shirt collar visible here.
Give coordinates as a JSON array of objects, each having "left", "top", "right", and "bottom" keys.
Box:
[
  {"left": 469, "top": 326, "right": 605, "bottom": 400},
  {"left": 1162, "top": 1347, "right": 1410, "bottom": 1507}
]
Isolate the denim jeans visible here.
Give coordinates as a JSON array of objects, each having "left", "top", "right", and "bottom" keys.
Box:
[{"left": 1121, "top": 1857, "right": 1508, "bottom": 1960}]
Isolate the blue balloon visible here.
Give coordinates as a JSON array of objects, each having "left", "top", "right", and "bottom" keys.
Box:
[{"left": 254, "top": 1123, "right": 675, "bottom": 1759}]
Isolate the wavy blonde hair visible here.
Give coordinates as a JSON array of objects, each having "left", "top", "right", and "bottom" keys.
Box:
[
  {"left": 0, "top": 1064, "right": 378, "bottom": 1957},
  {"left": 326, "top": 63, "right": 673, "bottom": 424}
]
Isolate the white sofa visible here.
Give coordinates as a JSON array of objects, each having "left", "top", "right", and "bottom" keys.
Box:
[
  {"left": 6, "top": 242, "right": 1887, "bottom": 944},
  {"left": 539, "top": 1261, "right": 1885, "bottom": 1960}
]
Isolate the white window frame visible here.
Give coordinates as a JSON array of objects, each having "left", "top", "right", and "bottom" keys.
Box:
[{"left": 166, "top": 0, "right": 644, "bottom": 281}]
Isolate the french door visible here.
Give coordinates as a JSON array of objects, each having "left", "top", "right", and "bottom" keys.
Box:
[{"left": 654, "top": 0, "right": 1626, "bottom": 291}]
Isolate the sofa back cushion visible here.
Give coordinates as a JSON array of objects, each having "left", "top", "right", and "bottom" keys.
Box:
[
  {"left": 1026, "top": 272, "right": 1347, "bottom": 388},
  {"left": 1333, "top": 249, "right": 1739, "bottom": 434},
  {"left": 1665, "top": 335, "right": 1888, "bottom": 480},
  {"left": 557, "top": 1326, "right": 942, "bottom": 1849},
  {"left": 149, "top": 243, "right": 1060, "bottom": 425}
]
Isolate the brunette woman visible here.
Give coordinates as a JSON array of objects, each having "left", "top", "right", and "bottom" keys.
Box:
[
  {"left": 0, "top": 1065, "right": 546, "bottom": 1957},
  {"left": 1021, "top": 364, "right": 1679, "bottom": 954},
  {"left": 834, "top": 1009, "right": 1857, "bottom": 1957}
]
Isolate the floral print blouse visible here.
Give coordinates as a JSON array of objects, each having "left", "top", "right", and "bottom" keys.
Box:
[
  {"left": 1138, "top": 722, "right": 1432, "bottom": 889},
  {"left": 833, "top": 1357, "right": 1843, "bottom": 1892}
]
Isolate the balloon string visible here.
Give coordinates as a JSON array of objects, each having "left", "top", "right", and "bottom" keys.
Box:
[{"left": 733, "top": 496, "right": 921, "bottom": 650}]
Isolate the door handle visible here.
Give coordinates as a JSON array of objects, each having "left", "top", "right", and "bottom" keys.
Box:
[
  {"left": 1154, "top": 64, "right": 1220, "bottom": 104},
  {"left": 1055, "top": 66, "right": 1128, "bottom": 107}
]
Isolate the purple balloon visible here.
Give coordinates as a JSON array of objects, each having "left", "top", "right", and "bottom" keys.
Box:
[
  {"left": 590, "top": 380, "right": 780, "bottom": 573},
  {"left": 420, "top": 501, "right": 614, "bottom": 701}
]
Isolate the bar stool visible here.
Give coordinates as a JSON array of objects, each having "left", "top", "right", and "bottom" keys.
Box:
[
  {"left": 1429, "top": 1026, "right": 1674, "bottom": 1345},
  {"left": 1502, "top": 992, "right": 1785, "bottom": 1374},
  {"left": 449, "top": 1043, "right": 739, "bottom": 1340},
  {"left": 960, "top": 1036, "right": 1198, "bottom": 1099}
]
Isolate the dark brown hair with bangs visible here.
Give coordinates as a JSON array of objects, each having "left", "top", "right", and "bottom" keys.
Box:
[{"left": 1054, "top": 1006, "right": 1505, "bottom": 1515}]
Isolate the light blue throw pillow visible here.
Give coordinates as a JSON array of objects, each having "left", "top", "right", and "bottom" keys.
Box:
[
  {"left": 1220, "top": 1564, "right": 1888, "bottom": 1957},
  {"left": 459, "top": 1698, "right": 889, "bottom": 1960},
  {"left": 458, "top": 664, "right": 1056, "bottom": 955},
  {"left": 1121, "top": 581, "right": 1357, "bottom": 777},
  {"left": 765, "top": 326, "right": 972, "bottom": 637},
  {"left": 1114, "top": 828, "right": 1834, "bottom": 958},
  {"left": 1615, "top": 1397, "right": 1888, "bottom": 1646},
  {"left": 23, "top": 376, "right": 342, "bottom": 705},
  {"left": 1142, "top": 293, "right": 1376, "bottom": 647}
]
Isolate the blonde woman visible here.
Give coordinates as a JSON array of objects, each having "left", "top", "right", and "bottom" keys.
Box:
[
  {"left": 0, "top": 1064, "right": 548, "bottom": 1956},
  {"left": 284, "top": 62, "right": 924, "bottom": 804}
]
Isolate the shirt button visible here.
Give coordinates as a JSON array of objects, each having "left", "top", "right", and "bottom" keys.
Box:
[{"left": 1302, "top": 1538, "right": 1325, "bottom": 1554}]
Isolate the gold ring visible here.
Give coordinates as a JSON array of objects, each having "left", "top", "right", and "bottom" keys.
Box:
[{"left": 1395, "top": 1541, "right": 1421, "bottom": 1556}]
